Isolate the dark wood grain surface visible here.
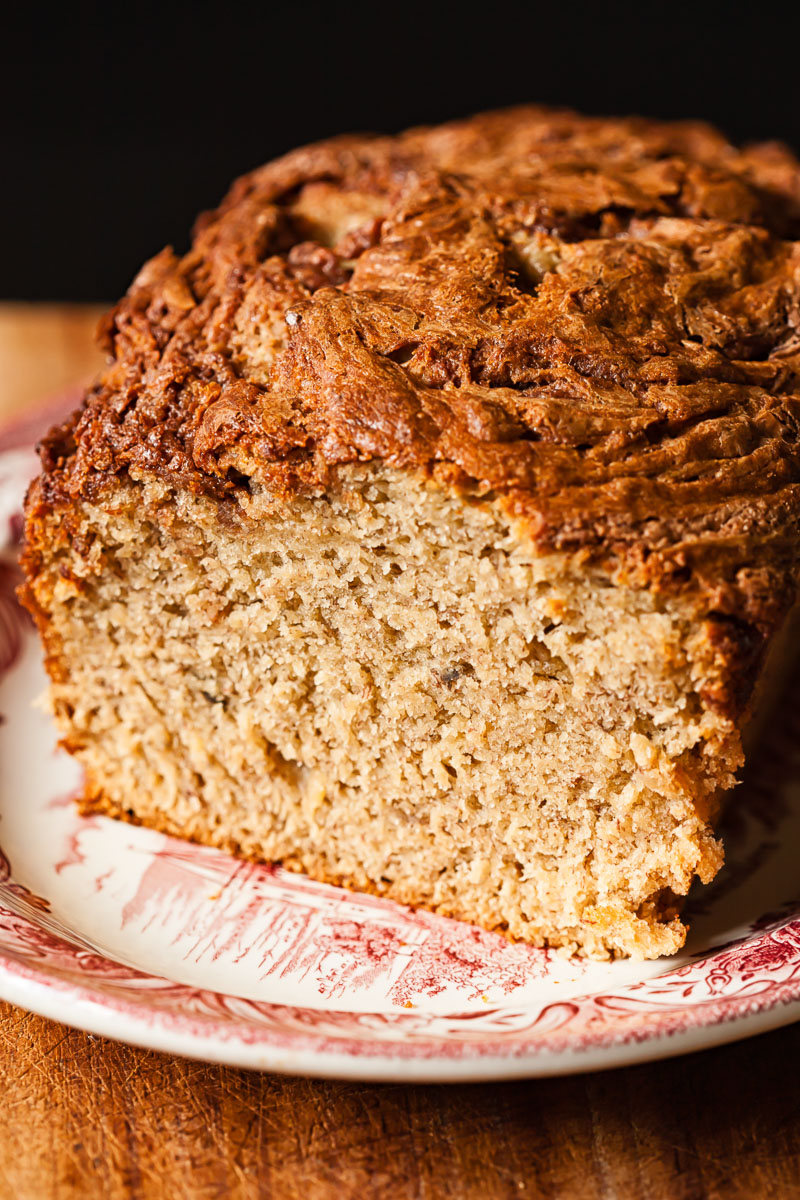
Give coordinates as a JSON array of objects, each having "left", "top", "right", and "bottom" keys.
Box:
[
  {"left": 4, "top": 1003, "right": 800, "bottom": 1199},
  {"left": 1, "top": 306, "right": 799, "bottom": 1200}
]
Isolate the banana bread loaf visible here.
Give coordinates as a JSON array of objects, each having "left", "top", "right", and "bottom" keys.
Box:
[{"left": 20, "top": 107, "right": 800, "bottom": 957}]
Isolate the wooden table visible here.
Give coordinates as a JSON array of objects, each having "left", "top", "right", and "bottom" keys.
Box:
[{"left": 2, "top": 304, "right": 800, "bottom": 1200}]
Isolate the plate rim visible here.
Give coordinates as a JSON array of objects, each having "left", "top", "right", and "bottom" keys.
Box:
[{"left": 2, "top": 936, "right": 800, "bottom": 1081}]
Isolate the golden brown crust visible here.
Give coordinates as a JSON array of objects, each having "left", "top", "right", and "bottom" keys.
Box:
[{"left": 28, "top": 106, "right": 800, "bottom": 713}]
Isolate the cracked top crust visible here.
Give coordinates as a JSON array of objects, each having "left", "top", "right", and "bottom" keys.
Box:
[{"left": 35, "top": 106, "right": 800, "bottom": 643}]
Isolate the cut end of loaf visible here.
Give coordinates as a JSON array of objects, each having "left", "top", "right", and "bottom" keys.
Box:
[{"left": 22, "top": 464, "right": 741, "bottom": 958}]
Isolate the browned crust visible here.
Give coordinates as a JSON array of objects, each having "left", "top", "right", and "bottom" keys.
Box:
[{"left": 22, "top": 106, "right": 800, "bottom": 717}]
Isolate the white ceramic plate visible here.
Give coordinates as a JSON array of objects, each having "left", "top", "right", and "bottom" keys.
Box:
[{"left": 1, "top": 395, "right": 800, "bottom": 1081}]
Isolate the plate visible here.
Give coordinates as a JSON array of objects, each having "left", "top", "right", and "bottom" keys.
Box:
[{"left": 1, "top": 393, "right": 800, "bottom": 1081}]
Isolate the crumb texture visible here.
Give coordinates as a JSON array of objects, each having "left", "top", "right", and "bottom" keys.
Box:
[{"left": 25, "top": 467, "right": 739, "bottom": 958}]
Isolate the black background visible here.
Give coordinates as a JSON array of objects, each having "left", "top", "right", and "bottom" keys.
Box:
[{"left": 4, "top": 1, "right": 800, "bottom": 301}]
